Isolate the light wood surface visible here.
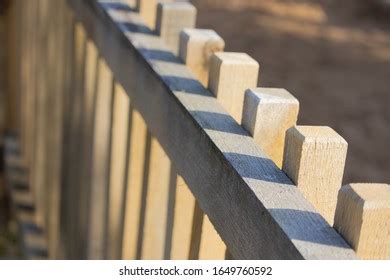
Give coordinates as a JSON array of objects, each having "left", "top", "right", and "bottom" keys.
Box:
[
  {"left": 178, "top": 27, "right": 227, "bottom": 259},
  {"left": 208, "top": 52, "right": 259, "bottom": 123},
  {"left": 334, "top": 183, "right": 390, "bottom": 259},
  {"left": 121, "top": 108, "right": 149, "bottom": 260},
  {"left": 88, "top": 58, "right": 114, "bottom": 259},
  {"left": 69, "top": 0, "right": 357, "bottom": 259},
  {"left": 242, "top": 88, "right": 299, "bottom": 168},
  {"left": 179, "top": 28, "right": 225, "bottom": 86},
  {"left": 156, "top": 2, "right": 197, "bottom": 55},
  {"left": 283, "top": 126, "right": 348, "bottom": 225},
  {"left": 107, "top": 83, "right": 130, "bottom": 259}
]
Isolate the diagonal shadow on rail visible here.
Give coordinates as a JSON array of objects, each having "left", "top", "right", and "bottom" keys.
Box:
[
  {"left": 100, "top": 1, "right": 151, "bottom": 35},
  {"left": 158, "top": 74, "right": 350, "bottom": 249},
  {"left": 99, "top": 1, "right": 136, "bottom": 13},
  {"left": 268, "top": 209, "right": 351, "bottom": 248},
  {"left": 97, "top": 2, "right": 352, "bottom": 252}
]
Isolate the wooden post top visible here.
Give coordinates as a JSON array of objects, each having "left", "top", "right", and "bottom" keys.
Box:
[
  {"left": 179, "top": 28, "right": 225, "bottom": 86},
  {"left": 283, "top": 125, "right": 348, "bottom": 224},
  {"left": 208, "top": 52, "right": 259, "bottom": 122},
  {"left": 211, "top": 52, "right": 259, "bottom": 67},
  {"left": 339, "top": 183, "right": 390, "bottom": 209},
  {"left": 335, "top": 183, "right": 390, "bottom": 259},
  {"left": 286, "top": 126, "right": 348, "bottom": 145},
  {"left": 242, "top": 88, "right": 299, "bottom": 167},
  {"left": 180, "top": 28, "right": 225, "bottom": 60},
  {"left": 244, "top": 88, "right": 299, "bottom": 105},
  {"left": 180, "top": 28, "right": 224, "bottom": 41},
  {"left": 156, "top": 1, "right": 197, "bottom": 55}
]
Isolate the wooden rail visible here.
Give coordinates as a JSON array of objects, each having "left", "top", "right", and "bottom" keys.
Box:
[{"left": 3, "top": 0, "right": 389, "bottom": 260}]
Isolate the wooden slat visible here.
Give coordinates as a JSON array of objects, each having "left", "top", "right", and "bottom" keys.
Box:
[
  {"left": 120, "top": 1, "right": 197, "bottom": 260},
  {"left": 107, "top": 82, "right": 130, "bottom": 259},
  {"left": 178, "top": 28, "right": 227, "bottom": 260},
  {"left": 17, "top": 0, "right": 28, "bottom": 161},
  {"left": 69, "top": 0, "right": 357, "bottom": 259},
  {"left": 22, "top": 0, "right": 37, "bottom": 166},
  {"left": 179, "top": 28, "right": 225, "bottom": 86},
  {"left": 140, "top": 136, "right": 172, "bottom": 259},
  {"left": 58, "top": 6, "right": 78, "bottom": 260},
  {"left": 64, "top": 21, "right": 88, "bottom": 259},
  {"left": 137, "top": 0, "right": 173, "bottom": 30},
  {"left": 121, "top": 108, "right": 148, "bottom": 260},
  {"left": 170, "top": 175, "right": 196, "bottom": 259},
  {"left": 282, "top": 126, "right": 348, "bottom": 225},
  {"left": 88, "top": 57, "right": 114, "bottom": 259},
  {"left": 44, "top": 0, "right": 69, "bottom": 259},
  {"left": 208, "top": 52, "right": 259, "bottom": 123},
  {"left": 76, "top": 37, "right": 100, "bottom": 259},
  {"left": 334, "top": 183, "right": 390, "bottom": 259},
  {"left": 32, "top": 0, "right": 51, "bottom": 229},
  {"left": 242, "top": 88, "right": 299, "bottom": 168},
  {"left": 156, "top": 2, "right": 197, "bottom": 55},
  {"left": 198, "top": 214, "right": 226, "bottom": 260}
]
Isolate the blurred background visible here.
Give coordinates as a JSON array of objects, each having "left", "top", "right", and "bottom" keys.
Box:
[
  {"left": 1, "top": 0, "right": 20, "bottom": 259},
  {"left": 192, "top": 0, "right": 390, "bottom": 184},
  {"left": 0, "top": 0, "right": 389, "bottom": 259}
]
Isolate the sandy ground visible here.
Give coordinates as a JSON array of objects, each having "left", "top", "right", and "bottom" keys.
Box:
[{"left": 193, "top": 0, "right": 390, "bottom": 184}]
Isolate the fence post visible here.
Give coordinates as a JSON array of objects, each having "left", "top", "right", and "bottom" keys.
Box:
[
  {"left": 107, "top": 83, "right": 130, "bottom": 260},
  {"left": 242, "top": 88, "right": 299, "bottom": 168},
  {"left": 88, "top": 58, "right": 114, "bottom": 259},
  {"left": 156, "top": 2, "right": 197, "bottom": 55},
  {"left": 121, "top": 108, "right": 149, "bottom": 260},
  {"left": 334, "top": 183, "right": 389, "bottom": 259},
  {"left": 205, "top": 50, "right": 259, "bottom": 259},
  {"left": 179, "top": 28, "right": 225, "bottom": 86},
  {"left": 282, "top": 126, "right": 348, "bottom": 225},
  {"left": 208, "top": 52, "right": 259, "bottom": 123},
  {"left": 176, "top": 28, "right": 227, "bottom": 260},
  {"left": 136, "top": 0, "right": 172, "bottom": 30}
]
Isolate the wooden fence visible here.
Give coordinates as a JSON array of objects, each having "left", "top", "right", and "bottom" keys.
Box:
[{"left": 2, "top": 0, "right": 389, "bottom": 260}]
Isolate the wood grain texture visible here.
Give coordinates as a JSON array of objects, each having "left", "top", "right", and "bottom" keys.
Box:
[
  {"left": 179, "top": 28, "right": 225, "bottom": 86},
  {"left": 208, "top": 52, "right": 259, "bottom": 123},
  {"left": 242, "top": 88, "right": 299, "bottom": 168},
  {"left": 156, "top": 2, "right": 197, "bottom": 55},
  {"left": 69, "top": 0, "right": 357, "bottom": 259},
  {"left": 283, "top": 126, "right": 348, "bottom": 225},
  {"left": 334, "top": 184, "right": 390, "bottom": 259}
]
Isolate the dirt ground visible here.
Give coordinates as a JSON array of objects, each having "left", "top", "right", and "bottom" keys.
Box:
[{"left": 193, "top": 0, "right": 390, "bottom": 184}]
